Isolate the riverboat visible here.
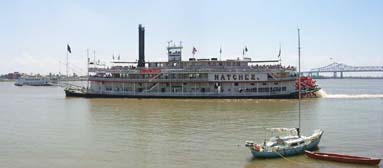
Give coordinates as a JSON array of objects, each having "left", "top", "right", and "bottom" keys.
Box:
[
  {"left": 65, "top": 25, "right": 320, "bottom": 99},
  {"left": 15, "top": 76, "right": 52, "bottom": 86}
]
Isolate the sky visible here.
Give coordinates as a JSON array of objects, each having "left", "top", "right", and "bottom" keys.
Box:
[{"left": 0, "top": 0, "right": 382, "bottom": 75}]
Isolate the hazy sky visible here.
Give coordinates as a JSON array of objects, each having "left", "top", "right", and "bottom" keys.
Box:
[{"left": 1, "top": 0, "right": 382, "bottom": 75}]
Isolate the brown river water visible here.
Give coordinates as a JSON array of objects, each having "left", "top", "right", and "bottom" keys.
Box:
[{"left": 0, "top": 79, "right": 382, "bottom": 168}]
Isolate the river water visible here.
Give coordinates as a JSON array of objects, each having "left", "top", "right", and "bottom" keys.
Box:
[{"left": 0, "top": 79, "right": 382, "bottom": 168}]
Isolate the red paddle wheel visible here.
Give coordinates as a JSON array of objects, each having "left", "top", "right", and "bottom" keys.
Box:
[
  {"left": 296, "top": 77, "right": 320, "bottom": 97},
  {"left": 296, "top": 77, "right": 317, "bottom": 90}
]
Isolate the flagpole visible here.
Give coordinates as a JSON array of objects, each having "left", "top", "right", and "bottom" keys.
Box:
[
  {"left": 242, "top": 49, "right": 244, "bottom": 60},
  {"left": 59, "top": 60, "right": 61, "bottom": 77},
  {"left": 298, "top": 28, "right": 301, "bottom": 137},
  {"left": 243, "top": 46, "right": 248, "bottom": 60},
  {"left": 219, "top": 47, "right": 222, "bottom": 61},
  {"left": 93, "top": 50, "right": 96, "bottom": 65},
  {"left": 245, "top": 46, "right": 247, "bottom": 58},
  {"left": 279, "top": 42, "right": 282, "bottom": 65},
  {"left": 66, "top": 48, "right": 69, "bottom": 79},
  {"left": 87, "top": 48, "right": 90, "bottom": 90}
]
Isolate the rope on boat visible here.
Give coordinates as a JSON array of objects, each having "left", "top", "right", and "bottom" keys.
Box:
[
  {"left": 272, "top": 150, "right": 325, "bottom": 167},
  {"left": 273, "top": 150, "right": 303, "bottom": 165}
]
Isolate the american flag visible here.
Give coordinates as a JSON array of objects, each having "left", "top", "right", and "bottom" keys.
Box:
[
  {"left": 192, "top": 47, "right": 197, "bottom": 55},
  {"left": 67, "top": 44, "right": 71, "bottom": 53}
]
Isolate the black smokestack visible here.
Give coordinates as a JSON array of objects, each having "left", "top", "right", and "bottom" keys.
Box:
[{"left": 138, "top": 24, "right": 145, "bottom": 67}]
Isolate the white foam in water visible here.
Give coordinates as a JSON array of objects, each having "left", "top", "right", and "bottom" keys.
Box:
[{"left": 318, "top": 89, "right": 383, "bottom": 99}]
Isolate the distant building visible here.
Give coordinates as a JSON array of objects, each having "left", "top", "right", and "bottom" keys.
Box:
[{"left": 7, "top": 72, "right": 21, "bottom": 79}]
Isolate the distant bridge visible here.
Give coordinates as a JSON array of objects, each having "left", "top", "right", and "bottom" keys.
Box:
[{"left": 303, "top": 62, "right": 383, "bottom": 78}]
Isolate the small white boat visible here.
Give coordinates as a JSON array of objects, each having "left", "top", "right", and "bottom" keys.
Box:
[
  {"left": 14, "top": 76, "right": 53, "bottom": 86},
  {"left": 245, "top": 128, "right": 324, "bottom": 158},
  {"left": 244, "top": 29, "right": 324, "bottom": 159}
]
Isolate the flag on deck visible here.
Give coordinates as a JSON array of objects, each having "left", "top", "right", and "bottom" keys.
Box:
[
  {"left": 245, "top": 46, "right": 248, "bottom": 52},
  {"left": 192, "top": 47, "right": 197, "bottom": 55},
  {"left": 278, "top": 47, "right": 281, "bottom": 58},
  {"left": 67, "top": 44, "right": 72, "bottom": 53},
  {"left": 219, "top": 47, "right": 222, "bottom": 54}
]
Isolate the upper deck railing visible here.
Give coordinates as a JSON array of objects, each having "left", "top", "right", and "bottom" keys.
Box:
[
  {"left": 88, "top": 75, "right": 296, "bottom": 83},
  {"left": 89, "top": 64, "right": 296, "bottom": 74}
]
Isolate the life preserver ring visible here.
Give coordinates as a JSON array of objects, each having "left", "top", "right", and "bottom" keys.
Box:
[{"left": 253, "top": 144, "right": 261, "bottom": 151}]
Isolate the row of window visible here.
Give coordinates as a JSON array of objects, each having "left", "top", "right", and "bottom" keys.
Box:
[
  {"left": 245, "top": 87, "right": 287, "bottom": 92},
  {"left": 106, "top": 73, "right": 209, "bottom": 79},
  {"left": 103, "top": 86, "right": 288, "bottom": 93},
  {"left": 234, "top": 82, "right": 280, "bottom": 86}
]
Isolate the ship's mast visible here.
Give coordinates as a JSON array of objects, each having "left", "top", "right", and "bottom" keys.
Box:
[
  {"left": 279, "top": 42, "right": 282, "bottom": 65},
  {"left": 87, "top": 48, "right": 90, "bottom": 90},
  {"left": 298, "top": 28, "right": 301, "bottom": 137}
]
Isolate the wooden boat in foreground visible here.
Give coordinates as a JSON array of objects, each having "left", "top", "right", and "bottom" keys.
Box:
[{"left": 305, "top": 150, "right": 381, "bottom": 165}]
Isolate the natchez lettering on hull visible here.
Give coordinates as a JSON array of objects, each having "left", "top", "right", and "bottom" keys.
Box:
[{"left": 210, "top": 73, "right": 267, "bottom": 81}]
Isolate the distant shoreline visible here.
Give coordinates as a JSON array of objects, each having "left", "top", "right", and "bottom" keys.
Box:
[{"left": 0, "top": 79, "right": 15, "bottom": 82}]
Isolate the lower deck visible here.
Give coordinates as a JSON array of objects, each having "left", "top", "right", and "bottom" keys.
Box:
[
  {"left": 66, "top": 89, "right": 298, "bottom": 99},
  {"left": 86, "top": 80, "right": 296, "bottom": 97}
]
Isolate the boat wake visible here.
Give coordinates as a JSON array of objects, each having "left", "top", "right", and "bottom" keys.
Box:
[{"left": 318, "top": 90, "right": 383, "bottom": 99}]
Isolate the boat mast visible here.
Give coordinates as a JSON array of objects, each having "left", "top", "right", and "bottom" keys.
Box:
[{"left": 297, "top": 28, "right": 301, "bottom": 137}]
